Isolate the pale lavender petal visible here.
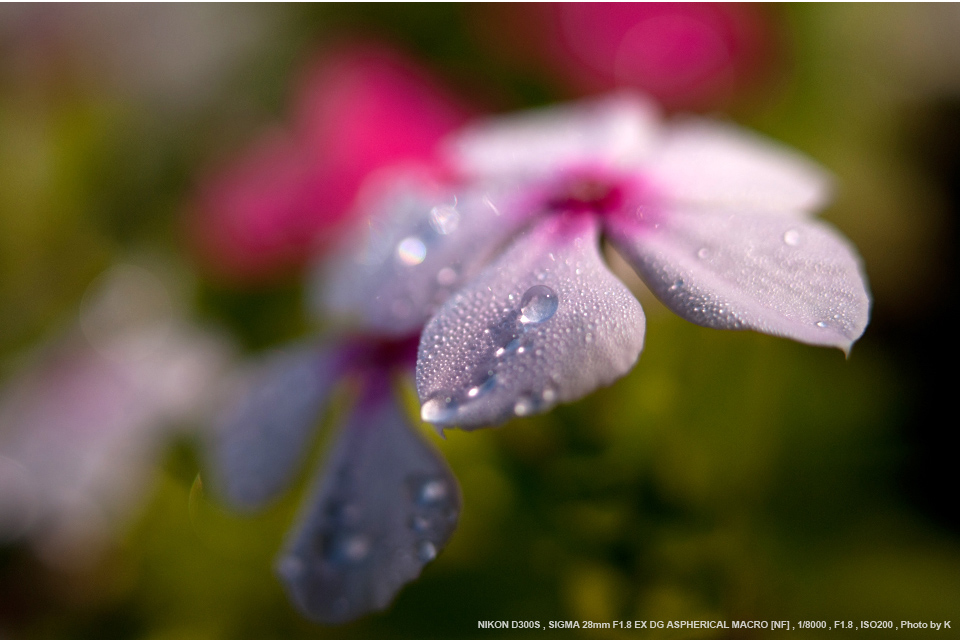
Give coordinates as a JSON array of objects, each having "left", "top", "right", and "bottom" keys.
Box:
[
  {"left": 213, "top": 343, "right": 339, "bottom": 509},
  {"left": 645, "top": 119, "right": 832, "bottom": 214},
  {"left": 317, "top": 173, "right": 534, "bottom": 336},
  {"left": 417, "top": 214, "right": 645, "bottom": 430},
  {"left": 606, "top": 208, "right": 871, "bottom": 352},
  {"left": 444, "top": 93, "right": 659, "bottom": 179},
  {"left": 277, "top": 380, "right": 460, "bottom": 624}
]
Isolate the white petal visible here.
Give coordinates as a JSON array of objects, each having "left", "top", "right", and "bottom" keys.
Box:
[
  {"left": 417, "top": 214, "right": 645, "bottom": 430},
  {"left": 606, "top": 208, "right": 871, "bottom": 352},
  {"left": 317, "top": 174, "right": 534, "bottom": 336},
  {"left": 277, "top": 383, "right": 460, "bottom": 624},
  {"left": 646, "top": 119, "right": 833, "bottom": 214},
  {"left": 445, "top": 93, "right": 660, "bottom": 179},
  {"left": 213, "top": 343, "right": 338, "bottom": 509}
]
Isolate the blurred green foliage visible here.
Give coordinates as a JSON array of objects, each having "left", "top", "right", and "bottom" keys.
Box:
[{"left": 1, "top": 4, "right": 958, "bottom": 639}]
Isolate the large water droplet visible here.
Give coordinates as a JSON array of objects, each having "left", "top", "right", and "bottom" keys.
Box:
[
  {"left": 519, "top": 285, "right": 559, "bottom": 324},
  {"left": 697, "top": 247, "right": 709, "bottom": 259},
  {"left": 421, "top": 396, "right": 457, "bottom": 423},
  {"left": 783, "top": 229, "right": 801, "bottom": 246},
  {"left": 396, "top": 236, "right": 427, "bottom": 265},
  {"left": 815, "top": 321, "right": 829, "bottom": 328}
]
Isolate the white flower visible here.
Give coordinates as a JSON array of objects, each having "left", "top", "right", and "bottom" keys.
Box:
[{"left": 318, "top": 94, "right": 871, "bottom": 431}]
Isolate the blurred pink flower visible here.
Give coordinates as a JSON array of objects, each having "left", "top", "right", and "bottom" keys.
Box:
[
  {"left": 187, "top": 43, "right": 471, "bottom": 283},
  {"left": 477, "top": 3, "right": 777, "bottom": 110}
]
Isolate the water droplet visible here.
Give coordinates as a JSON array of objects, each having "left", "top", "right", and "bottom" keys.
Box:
[
  {"left": 429, "top": 205, "right": 460, "bottom": 235},
  {"left": 421, "top": 396, "right": 457, "bottom": 423},
  {"left": 417, "top": 479, "right": 449, "bottom": 506},
  {"left": 410, "top": 515, "right": 430, "bottom": 533},
  {"left": 815, "top": 321, "right": 829, "bottom": 328},
  {"left": 783, "top": 229, "right": 800, "bottom": 246},
  {"left": 436, "top": 266, "right": 457, "bottom": 286},
  {"left": 514, "top": 396, "right": 535, "bottom": 416},
  {"left": 418, "top": 541, "right": 437, "bottom": 562},
  {"left": 519, "top": 285, "right": 559, "bottom": 324},
  {"left": 323, "top": 533, "right": 371, "bottom": 564},
  {"left": 466, "top": 374, "right": 497, "bottom": 398},
  {"left": 495, "top": 337, "right": 522, "bottom": 358},
  {"left": 697, "top": 247, "right": 709, "bottom": 259},
  {"left": 542, "top": 387, "right": 557, "bottom": 403},
  {"left": 396, "top": 236, "right": 426, "bottom": 265},
  {"left": 668, "top": 278, "right": 684, "bottom": 292}
]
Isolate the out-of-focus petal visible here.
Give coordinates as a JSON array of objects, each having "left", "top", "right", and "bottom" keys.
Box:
[
  {"left": 417, "top": 214, "right": 645, "bottom": 430},
  {"left": 444, "top": 93, "right": 659, "bottom": 180},
  {"left": 294, "top": 42, "right": 469, "bottom": 181},
  {"left": 472, "top": 4, "right": 777, "bottom": 111},
  {"left": 277, "top": 378, "right": 460, "bottom": 625},
  {"left": 606, "top": 208, "right": 871, "bottom": 353},
  {"left": 646, "top": 119, "right": 832, "bottom": 214},
  {"left": 0, "top": 322, "right": 228, "bottom": 567},
  {"left": 317, "top": 173, "right": 534, "bottom": 336},
  {"left": 213, "top": 343, "right": 340, "bottom": 510},
  {"left": 186, "top": 43, "right": 470, "bottom": 284},
  {"left": 187, "top": 131, "right": 332, "bottom": 283}
]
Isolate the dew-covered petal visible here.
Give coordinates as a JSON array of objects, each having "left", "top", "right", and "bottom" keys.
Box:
[
  {"left": 417, "top": 214, "right": 645, "bottom": 430},
  {"left": 645, "top": 119, "right": 832, "bottom": 214},
  {"left": 444, "top": 93, "right": 659, "bottom": 179},
  {"left": 606, "top": 208, "right": 871, "bottom": 352},
  {"left": 213, "top": 343, "right": 338, "bottom": 509},
  {"left": 277, "top": 381, "right": 460, "bottom": 624},
  {"left": 317, "top": 173, "right": 534, "bottom": 336}
]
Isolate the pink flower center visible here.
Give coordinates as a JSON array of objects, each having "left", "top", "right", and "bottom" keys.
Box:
[
  {"left": 546, "top": 176, "right": 625, "bottom": 215},
  {"left": 541, "top": 168, "right": 659, "bottom": 227}
]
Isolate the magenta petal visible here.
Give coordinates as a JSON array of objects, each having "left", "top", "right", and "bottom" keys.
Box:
[
  {"left": 646, "top": 119, "right": 832, "bottom": 214},
  {"left": 276, "top": 380, "right": 460, "bottom": 624},
  {"left": 607, "top": 208, "right": 871, "bottom": 352},
  {"left": 213, "top": 343, "right": 338, "bottom": 509},
  {"left": 317, "top": 175, "right": 534, "bottom": 336},
  {"left": 417, "top": 214, "right": 645, "bottom": 430}
]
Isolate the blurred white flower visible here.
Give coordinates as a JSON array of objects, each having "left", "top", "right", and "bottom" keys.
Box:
[{"left": 0, "top": 263, "right": 231, "bottom": 569}]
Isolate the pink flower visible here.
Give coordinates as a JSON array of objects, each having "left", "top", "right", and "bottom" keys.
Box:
[
  {"left": 318, "top": 94, "right": 871, "bottom": 430},
  {"left": 477, "top": 3, "right": 776, "bottom": 110},
  {"left": 186, "top": 43, "right": 470, "bottom": 283}
]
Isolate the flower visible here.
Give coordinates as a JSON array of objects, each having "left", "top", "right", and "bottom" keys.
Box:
[
  {"left": 213, "top": 332, "right": 461, "bottom": 625},
  {"left": 475, "top": 3, "right": 776, "bottom": 110},
  {"left": 414, "top": 94, "right": 870, "bottom": 429},
  {"left": 212, "top": 175, "right": 471, "bottom": 623},
  {"left": 204, "top": 45, "right": 474, "bottom": 623},
  {"left": 186, "top": 42, "right": 470, "bottom": 283},
  {"left": 319, "top": 94, "right": 870, "bottom": 431},
  {"left": 0, "top": 264, "right": 229, "bottom": 568}
]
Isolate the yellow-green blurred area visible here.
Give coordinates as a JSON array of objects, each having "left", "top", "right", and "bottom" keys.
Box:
[{"left": 1, "top": 4, "right": 958, "bottom": 639}]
